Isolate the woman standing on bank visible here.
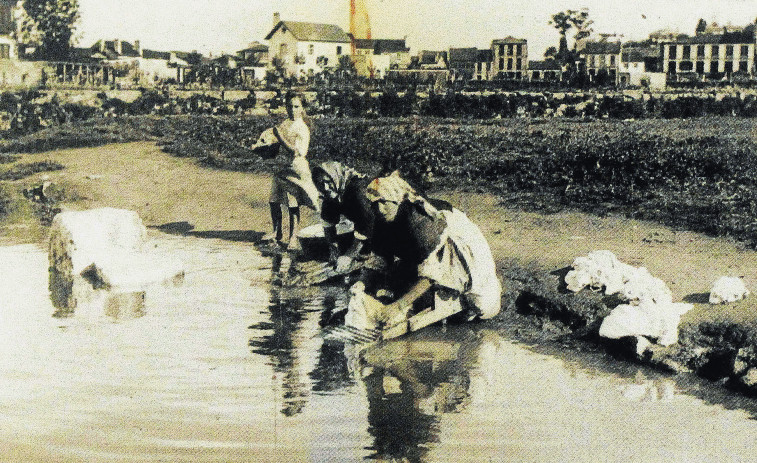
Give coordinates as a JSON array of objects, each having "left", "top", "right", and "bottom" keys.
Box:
[{"left": 252, "top": 91, "right": 320, "bottom": 249}]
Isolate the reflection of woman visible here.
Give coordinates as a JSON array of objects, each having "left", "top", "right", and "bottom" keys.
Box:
[
  {"left": 357, "top": 329, "right": 484, "bottom": 462},
  {"left": 251, "top": 91, "right": 319, "bottom": 249},
  {"left": 364, "top": 172, "right": 502, "bottom": 323}
]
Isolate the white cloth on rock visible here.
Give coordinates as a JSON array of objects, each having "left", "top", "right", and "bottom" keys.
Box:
[
  {"left": 709, "top": 276, "right": 749, "bottom": 304},
  {"left": 599, "top": 300, "right": 693, "bottom": 346}
]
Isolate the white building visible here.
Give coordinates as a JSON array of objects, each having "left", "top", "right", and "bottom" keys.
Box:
[
  {"left": 0, "top": 0, "right": 17, "bottom": 60},
  {"left": 265, "top": 13, "right": 351, "bottom": 78}
]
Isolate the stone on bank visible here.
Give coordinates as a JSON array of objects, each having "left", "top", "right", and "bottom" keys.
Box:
[{"left": 49, "top": 207, "right": 184, "bottom": 309}]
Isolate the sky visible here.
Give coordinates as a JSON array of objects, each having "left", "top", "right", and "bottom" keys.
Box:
[{"left": 76, "top": 0, "right": 757, "bottom": 58}]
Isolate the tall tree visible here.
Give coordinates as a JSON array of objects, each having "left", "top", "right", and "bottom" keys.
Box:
[
  {"left": 549, "top": 8, "right": 593, "bottom": 76},
  {"left": 19, "top": 0, "right": 79, "bottom": 59},
  {"left": 695, "top": 18, "right": 707, "bottom": 35}
]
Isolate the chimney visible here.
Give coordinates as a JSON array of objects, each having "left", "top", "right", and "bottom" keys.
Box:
[
  {"left": 134, "top": 40, "right": 141, "bottom": 57},
  {"left": 99, "top": 40, "right": 105, "bottom": 53},
  {"left": 115, "top": 39, "right": 122, "bottom": 55},
  {"left": 273, "top": 12, "right": 280, "bottom": 27}
]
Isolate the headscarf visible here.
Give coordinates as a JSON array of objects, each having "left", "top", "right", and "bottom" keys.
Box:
[
  {"left": 312, "top": 161, "right": 364, "bottom": 202},
  {"left": 365, "top": 171, "right": 438, "bottom": 217}
]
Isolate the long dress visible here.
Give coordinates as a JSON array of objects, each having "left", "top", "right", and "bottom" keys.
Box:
[{"left": 268, "top": 118, "right": 320, "bottom": 211}]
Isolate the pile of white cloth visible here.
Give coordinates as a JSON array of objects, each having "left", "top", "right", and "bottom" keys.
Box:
[{"left": 565, "top": 250, "right": 692, "bottom": 346}]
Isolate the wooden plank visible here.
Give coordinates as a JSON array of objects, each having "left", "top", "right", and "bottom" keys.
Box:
[{"left": 381, "top": 293, "right": 463, "bottom": 340}]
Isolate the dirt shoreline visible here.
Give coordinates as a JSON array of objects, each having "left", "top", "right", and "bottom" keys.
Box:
[{"left": 4, "top": 141, "right": 757, "bottom": 395}]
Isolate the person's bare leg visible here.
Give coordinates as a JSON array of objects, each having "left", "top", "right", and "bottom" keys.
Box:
[
  {"left": 270, "top": 202, "right": 283, "bottom": 242},
  {"left": 288, "top": 206, "right": 300, "bottom": 249}
]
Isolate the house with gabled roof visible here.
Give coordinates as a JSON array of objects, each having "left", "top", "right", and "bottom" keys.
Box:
[{"left": 265, "top": 13, "right": 351, "bottom": 78}]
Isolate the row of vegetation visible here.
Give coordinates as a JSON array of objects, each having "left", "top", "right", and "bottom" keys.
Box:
[
  {"left": 8, "top": 114, "right": 749, "bottom": 247},
  {"left": 5, "top": 87, "right": 757, "bottom": 141}
]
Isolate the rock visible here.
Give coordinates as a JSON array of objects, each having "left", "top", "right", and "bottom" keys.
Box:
[
  {"left": 49, "top": 208, "right": 147, "bottom": 278},
  {"left": 48, "top": 207, "right": 183, "bottom": 310},
  {"left": 709, "top": 276, "right": 749, "bottom": 304},
  {"left": 599, "top": 300, "right": 693, "bottom": 346}
]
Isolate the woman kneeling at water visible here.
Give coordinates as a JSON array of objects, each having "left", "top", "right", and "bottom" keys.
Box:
[{"left": 359, "top": 171, "right": 501, "bottom": 326}]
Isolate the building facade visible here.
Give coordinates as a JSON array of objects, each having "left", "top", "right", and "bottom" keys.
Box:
[
  {"left": 491, "top": 37, "right": 527, "bottom": 79},
  {"left": 353, "top": 38, "right": 410, "bottom": 78},
  {"left": 265, "top": 14, "right": 351, "bottom": 78},
  {"left": 581, "top": 41, "right": 622, "bottom": 82},
  {"left": 661, "top": 36, "right": 756, "bottom": 79}
]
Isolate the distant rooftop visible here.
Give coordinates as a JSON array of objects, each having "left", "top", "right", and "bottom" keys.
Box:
[
  {"left": 265, "top": 20, "right": 351, "bottom": 43},
  {"left": 582, "top": 41, "right": 621, "bottom": 54}
]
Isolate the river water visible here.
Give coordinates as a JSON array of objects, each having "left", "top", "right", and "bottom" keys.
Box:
[{"left": 2, "top": 233, "right": 757, "bottom": 462}]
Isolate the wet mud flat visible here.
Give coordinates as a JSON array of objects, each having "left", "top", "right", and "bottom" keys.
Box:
[{"left": 3, "top": 233, "right": 757, "bottom": 462}]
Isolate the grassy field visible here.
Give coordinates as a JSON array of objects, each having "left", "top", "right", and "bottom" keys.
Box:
[{"left": 7, "top": 114, "right": 757, "bottom": 245}]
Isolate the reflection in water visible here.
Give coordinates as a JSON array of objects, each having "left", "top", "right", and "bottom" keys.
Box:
[
  {"left": 250, "top": 285, "right": 310, "bottom": 417},
  {"left": 104, "top": 291, "right": 146, "bottom": 319},
  {"left": 357, "top": 330, "right": 483, "bottom": 462}
]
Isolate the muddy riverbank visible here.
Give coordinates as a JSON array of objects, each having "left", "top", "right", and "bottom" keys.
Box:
[{"left": 3, "top": 141, "right": 757, "bottom": 399}]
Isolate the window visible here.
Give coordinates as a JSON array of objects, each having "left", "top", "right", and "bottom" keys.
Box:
[
  {"left": 499, "top": 57, "right": 504, "bottom": 70},
  {"left": 726, "top": 45, "right": 734, "bottom": 57},
  {"left": 508, "top": 44, "right": 514, "bottom": 55},
  {"left": 668, "top": 45, "right": 677, "bottom": 59},
  {"left": 697, "top": 45, "right": 705, "bottom": 58},
  {"left": 0, "top": 44, "right": 9, "bottom": 59},
  {"left": 711, "top": 45, "right": 719, "bottom": 57},
  {"left": 739, "top": 61, "right": 748, "bottom": 72},
  {"left": 668, "top": 61, "right": 676, "bottom": 73},
  {"left": 610, "top": 55, "right": 616, "bottom": 66},
  {"left": 499, "top": 44, "right": 504, "bottom": 56},
  {"left": 336, "top": 46, "right": 342, "bottom": 55},
  {"left": 696, "top": 61, "right": 705, "bottom": 73},
  {"left": 309, "top": 44, "right": 314, "bottom": 55},
  {"left": 507, "top": 58, "right": 513, "bottom": 70},
  {"left": 682, "top": 45, "right": 690, "bottom": 58},
  {"left": 515, "top": 44, "right": 521, "bottom": 55},
  {"left": 679, "top": 61, "right": 693, "bottom": 72},
  {"left": 724, "top": 61, "right": 733, "bottom": 74},
  {"left": 279, "top": 43, "right": 288, "bottom": 57}
]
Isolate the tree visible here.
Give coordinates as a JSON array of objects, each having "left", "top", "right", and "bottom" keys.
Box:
[
  {"left": 549, "top": 9, "right": 593, "bottom": 77},
  {"left": 18, "top": 0, "right": 79, "bottom": 60},
  {"left": 695, "top": 18, "right": 707, "bottom": 35},
  {"left": 549, "top": 9, "right": 593, "bottom": 53},
  {"left": 544, "top": 46, "right": 558, "bottom": 60}
]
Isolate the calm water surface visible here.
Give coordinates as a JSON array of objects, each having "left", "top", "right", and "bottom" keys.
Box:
[{"left": 2, "top": 233, "right": 757, "bottom": 462}]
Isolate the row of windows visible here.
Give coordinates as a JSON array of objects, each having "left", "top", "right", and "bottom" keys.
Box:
[
  {"left": 497, "top": 57, "right": 524, "bottom": 70},
  {"left": 586, "top": 54, "right": 617, "bottom": 67},
  {"left": 497, "top": 43, "right": 524, "bottom": 56},
  {"left": 279, "top": 43, "right": 343, "bottom": 58},
  {"left": 667, "top": 60, "right": 751, "bottom": 73},
  {"left": 667, "top": 44, "right": 751, "bottom": 59}
]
